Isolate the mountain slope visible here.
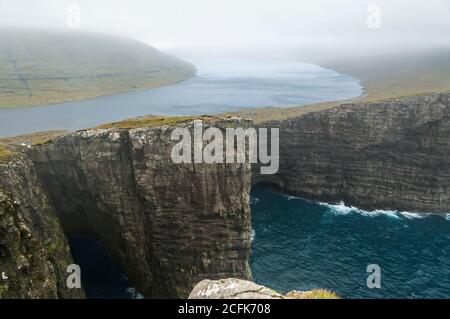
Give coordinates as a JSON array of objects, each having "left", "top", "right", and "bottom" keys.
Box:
[
  {"left": 322, "top": 48, "right": 450, "bottom": 100},
  {"left": 0, "top": 29, "right": 195, "bottom": 108}
]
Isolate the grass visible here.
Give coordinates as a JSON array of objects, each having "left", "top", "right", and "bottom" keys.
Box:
[
  {"left": 0, "top": 116, "right": 230, "bottom": 151},
  {"left": 0, "top": 145, "right": 13, "bottom": 163},
  {"left": 300, "top": 289, "right": 341, "bottom": 299},
  {"left": 0, "top": 130, "right": 67, "bottom": 147},
  {"left": 0, "top": 130, "right": 66, "bottom": 161},
  {"left": 0, "top": 29, "right": 195, "bottom": 109},
  {"left": 222, "top": 100, "right": 342, "bottom": 123},
  {"left": 96, "top": 115, "right": 220, "bottom": 129},
  {"left": 286, "top": 289, "right": 341, "bottom": 299}
]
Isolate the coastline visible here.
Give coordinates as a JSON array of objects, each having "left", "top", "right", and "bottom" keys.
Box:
[{"left": 0, "top": 72, "right": 197, "bottom": 110}]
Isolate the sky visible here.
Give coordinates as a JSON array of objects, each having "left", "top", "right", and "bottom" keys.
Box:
[{"left": 0, "top": 0, "right": 449, "bottom": 59}]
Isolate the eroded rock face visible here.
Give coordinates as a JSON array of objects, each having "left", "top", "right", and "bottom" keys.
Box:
[
  {"left": 0, "top": 157, "right": 84, "bottom": 299},
  {"left": 255, "top": 93, "right": 450, "bottom": 213},
  {"left": 29, "top": 119, "right": 253, "bottom": 298}
]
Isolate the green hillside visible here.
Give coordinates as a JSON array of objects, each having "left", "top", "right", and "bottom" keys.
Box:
[
  {"left": 0, "top": 29, "right": 196, "bottom": 108},
  {"left": 322, "top": 48, "right": 450, "bottom": 100}
]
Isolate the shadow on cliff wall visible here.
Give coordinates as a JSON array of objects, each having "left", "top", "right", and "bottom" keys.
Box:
[{"left": 67, "top": 234, "right": 140, "bottom": 299}]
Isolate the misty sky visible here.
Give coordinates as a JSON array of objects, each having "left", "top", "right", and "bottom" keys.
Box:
[{"left": 0, "top": 0, "right": 449, "bottom": 59}]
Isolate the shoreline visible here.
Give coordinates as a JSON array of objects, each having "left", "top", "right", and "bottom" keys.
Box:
[{"left": 0, "top": 72, "right": 197, "bottom": 110}]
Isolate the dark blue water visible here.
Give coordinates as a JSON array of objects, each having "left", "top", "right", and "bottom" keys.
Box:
[
  {"left": 69, "top": 184, "right": 450, "bottom": 299},
  {"left": 0, "top": 59, "right": 362, "bottom": 137},
  {"left": 67, "top": 235, "right": 142, "bottom": 299},
  {"left": 250, "top": 184, "right": 450, "bottom": 298}
]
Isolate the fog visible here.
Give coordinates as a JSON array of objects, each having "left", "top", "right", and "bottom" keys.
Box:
[{"left": 0, "top": 0, "right": 449, "bottom": 60}]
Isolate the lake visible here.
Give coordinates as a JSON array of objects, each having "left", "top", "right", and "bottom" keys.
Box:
[{"left": 0, "top": 58, "right": 362, "bottom": 137}]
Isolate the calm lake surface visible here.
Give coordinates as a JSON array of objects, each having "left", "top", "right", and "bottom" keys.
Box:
[{"left": 0, "top": 59, "right": 362, "bottom": 137}]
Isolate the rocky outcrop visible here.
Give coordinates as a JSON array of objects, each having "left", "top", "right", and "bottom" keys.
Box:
[
  {"left": 189, "top": 279, "right": 283, "bottom": 299},
  {"left": 0, "top": 156, "right": 84, "bottom": 299},
  {"left": 188, "top": 279, "right": 340, "bottom": 299},
  {"left": 255, "top": 93, "right": 450, "bottom": 213}
]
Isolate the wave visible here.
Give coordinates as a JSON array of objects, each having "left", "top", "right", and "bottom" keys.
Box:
[
  {"left": 126, "top": 287, "right": 144, "bottom": 299},
  {"left": 251, "top": 229, "right": 256, "bottom": 242},
  {"left": 264, "top": 191, "right": 447, "bottom": 220},
  {"left": 319, "top": 201, "right": 355, "bottom": 215},
  {"left": 319, "top": 201, "right": 431, "bottom": 220},
  {"left": 278, "top": 193, "right": 298, "bottom": 201},
  {"left": 399, "top": 212, "right": 428, "bottom": 219}
]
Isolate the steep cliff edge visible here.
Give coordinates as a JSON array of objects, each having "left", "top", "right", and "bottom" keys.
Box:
[
  {"left": 0, "top": 119, "right": 251, "bottom": 298},
  {"left": 255, "top": 93, "right": 450, "bottom": 213},
  {"left": 0, "top": 156, "right": 84, "bottom": 298},
  {"left": 1, "top": 118, "right": 252, "bottom": 298}
]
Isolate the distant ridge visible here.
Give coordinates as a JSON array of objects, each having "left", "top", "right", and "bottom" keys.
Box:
[
  {"left": 0, "top": 29, "right": 196, "bottom": 108},
  {"left": 322, "top": 48, "right": 450, "bottom": 100}
]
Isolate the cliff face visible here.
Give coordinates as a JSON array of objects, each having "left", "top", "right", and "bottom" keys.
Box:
[
  {"left": 0, "top": 156, "right": 84, "bottom": 298},
  {"left": 23, "top": 119, "right": 251, "bottom": 298},
  {"left": 1, "top": 119, "right": 252, "bottom": 298},
  {"left": 255, "top": 93, "right": 450, "bottom": 213}
]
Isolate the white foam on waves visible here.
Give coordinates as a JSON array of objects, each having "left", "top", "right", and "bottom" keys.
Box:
[{"left": 319, "top": 201, "right": 430, "bottom": 220}]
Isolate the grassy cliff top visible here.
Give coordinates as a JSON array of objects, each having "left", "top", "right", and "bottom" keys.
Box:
[
  {"left": 0, "top": 130, "right": 68, "bottom": 147},
  {"left": 94, "top": 114, "right": 249, "bottom": 129},
  {"left": 96, "top": 115, "right": 215, "bottom": 129},
  {"left": 0, "top": 145, "right": 13, "bottom": 162},
  {"left": 0, "top": 116, "right": 251, "bottom": 151},
  {"left": 0, "top": 130, "right": 69, "bottom": 163},
  {"left": 0, "top": 29, "right": 196, "bottom": 108}
]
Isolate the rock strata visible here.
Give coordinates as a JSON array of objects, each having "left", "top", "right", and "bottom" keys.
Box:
[
  {"left": 255, "top": 93, "right": 450, "bottom": 212},
  {"left": 1, "top": 118, "right": 252, "bottom": 298},
  {"left": 0, "top": 157, "right": 84, "bottom": 299}
]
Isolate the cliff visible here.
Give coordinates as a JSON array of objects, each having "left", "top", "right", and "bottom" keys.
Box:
[
  {"left": 1, "top": 92, "right": 449, "bottom": 298},
  {"left": 255, "top": 93, "right": 450, "bottom": 213},
  {"left": 0, "top": 155, "right": 84, "bottom": 298},
  {"left": 0, "top": 118, "right": 252, "bottom": 298}
]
